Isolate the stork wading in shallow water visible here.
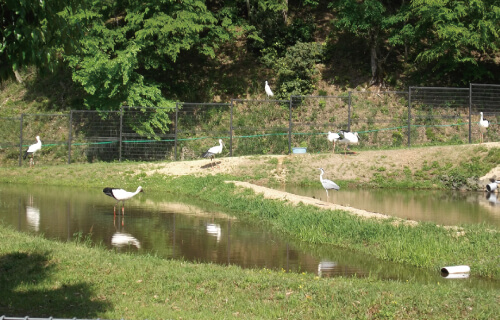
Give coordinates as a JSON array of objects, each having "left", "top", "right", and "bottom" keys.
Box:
[
  {"left": 23, "top": 136, "right": 42, "bottom": 167},
  {"left": 318, "top": 168, "right": 340, "bottom": 199},
  {"left": 337, "top": 130, "right": 360, "bottom": 155},
  {"left": 202, "top": 139, "right": 223, "bottom": 168},
  {"left": 327, "top": 131, "right": 340, "bottom": 153},
  {"left": 103, "top": 186, "right": 143, "bottom": 215},
  {"left": 265, "top": 81, "right": 273, "bottom": 98},
  {"left": 479, "top": 112, "right": 489, "bottom": 143}
]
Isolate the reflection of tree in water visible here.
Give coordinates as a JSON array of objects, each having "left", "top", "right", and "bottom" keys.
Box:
[{"left": 0, "top": 252, "right": 109, "bottom": 317}]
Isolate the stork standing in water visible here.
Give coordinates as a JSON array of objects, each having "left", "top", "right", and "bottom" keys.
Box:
[
  {"left": 479, "top": 112, "right": 489, "bottom": 143},
  {"left": 265, "top": 81, "right": 273, "bottom": 99},
  {"left": 103, "top": 186, "right": 143, "bottom": 215},
  {"left": 337, "top": 130, "right": 360, "bottom": 155},
  {"left": 327, "top": 131, "right": 340, "bottom": 153},
  {"left": 318, "top": 168, "right": 340, "bottom": 199},
  {"left": 202, "top": 139, "right": 223, "bottom": 168},
  {"left": 23, "top": 136, "right": 42, "bottom": 167}
]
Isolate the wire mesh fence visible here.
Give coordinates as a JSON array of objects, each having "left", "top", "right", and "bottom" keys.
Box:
[{"left": 1, "top": 83, "right": 498, "bottom": 167}]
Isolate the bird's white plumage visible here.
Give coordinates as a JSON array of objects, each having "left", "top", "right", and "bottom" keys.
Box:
[
  {"left": 27, "top": 136, "right": 42, "bottom": 153},
  {"left": 103, "top": 186, "right": 143, "bottom": 214},
  {"left": 206, "top": 139, "right": 223, "bottom": 156},
  {"left": 327, "top": 131, "right": 340, "bottom": 152},
  {"left": 327, "top": 131, "right": 340, "bottom": 142},
  {"left": 112, "top": 232, "right": 141, "bottom": 248},
  {"left": 24, "top": 136, "right": 42, "bottom": 166},
  {"left": 319, "top": 168, "right": 339, "bottom": 198},
  {"left": 202, "top": 139, "right": 223, "bottom": 161},
  {"left": 479, "top": 112, "right": 489, "bottom": 129},
  {"left": 479, "top": 112, "right": 489, "bottom": 143},
  {"left": 265, "top": 81, "right": 273, "bottom": 97},
  {"left": 110, "top": 186, "right": 143, "bottom": 201}
]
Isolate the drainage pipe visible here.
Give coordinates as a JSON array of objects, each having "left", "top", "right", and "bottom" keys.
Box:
[
  {"left": 486, "top": 182, "right": 497, "bottom": 192},
  {"left": 441, "top": 265, "right": 470, "bottom": 276}
]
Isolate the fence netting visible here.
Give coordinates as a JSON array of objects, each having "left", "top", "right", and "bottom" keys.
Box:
[{"left": 1, "top": 84, "right": 498, "bottom": 167}]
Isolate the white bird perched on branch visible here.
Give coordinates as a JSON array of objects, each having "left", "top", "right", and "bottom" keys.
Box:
[
  {"left": 103, "top": 186, "right": 143, "bottom": 215},
  {"left": 202, "top": 139, "right": 224, "bottom": 168},
  {"left": 479, "top": 112, "right": 489, "bottom": 143},
  {"left": 318, "top": 168, "right": 340, "bottom": 198},
  {"left": 327, "top": 131, "right": 340, "bottom": 153},
  {"left": 23, "top": 135, "right": 42, "bottom": 167},
  {"left": 265, "top": 81, "right": 273, "bottom": 98},
  {"left": 337, "top": 130, "right": 360, "bottom": 155}
]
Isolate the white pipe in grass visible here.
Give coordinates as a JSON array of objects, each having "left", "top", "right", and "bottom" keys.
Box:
[{"left": 441, "top": 265, "right": 470, "bottom": 276}]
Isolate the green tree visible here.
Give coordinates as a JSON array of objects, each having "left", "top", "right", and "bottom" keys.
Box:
[
  {"left": 408, "top": 0, "right": 500, "bottom": 83},
  {"left": 329, "top": 0, "right": 405, "bottom": 86},
  {"left": 0, "top": 0, "right": 78, "bottom": 82},
  {"left": 63, "top": 0, "right": 258, "bottom": 133}
]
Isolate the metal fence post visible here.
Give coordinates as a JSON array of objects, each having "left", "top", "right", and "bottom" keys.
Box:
[
  {"left": 174, "top": 102, "right": 179, "bottom": 161},
  {"left": 119, "top": 106, "right": 123, "bottom": 162},
  {"left": 408, "top": 87, "right": 412, "bottom": 147},
  {"left": 19, "top": 114, "right": 24, "bottom": 167},
  {"left": 229, "top": 100, "right": 234, "bottom": 157},
  {"left": 347, "top": 92, "right": 352, "bottom": 131},
  {"left": 468, "top": 83, "right": 472, "bottom": 144},
  {"left": 68, "top": 110, "right": 73, "bottom": 164},
  {"left": 288, "top": 97, "right": 293, "bottom": 154}
]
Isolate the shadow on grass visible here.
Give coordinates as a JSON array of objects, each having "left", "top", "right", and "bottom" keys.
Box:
[{"left": 0, "top": 251, "right": 110, "bottom": 317}]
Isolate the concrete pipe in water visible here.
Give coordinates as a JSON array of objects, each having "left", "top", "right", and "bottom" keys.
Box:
[
  {"left": 486, "top": 182, "right": 497, "bottom": 192},
  {"left": 441, "top": 265, "right": 470, "bottom": 278}
]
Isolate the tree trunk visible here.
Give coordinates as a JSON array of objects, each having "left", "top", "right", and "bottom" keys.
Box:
[
  {"left": 14, "top": 69, "right": 23, "bottom": 84},
  {"left": 246, "top": 0, "right": 251, "bottom": 19}
]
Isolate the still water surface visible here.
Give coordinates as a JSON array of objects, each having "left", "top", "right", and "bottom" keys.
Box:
[
  {"left": 0, "top": 183, "right": 498, "bottom": 289},
  {"left": 281, "top": 185, "right": 500, "bottom": 227}
]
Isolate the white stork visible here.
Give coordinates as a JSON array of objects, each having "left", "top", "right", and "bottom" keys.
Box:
[
  {"left": 337, "top": 130, "right": 360, "bottom": 155},
  {"left": 318, "top": 168, "right": 340, "bottom": 198},
  {"left": 479, "top": 112, "right": 489, "bottom": 143},
  {"left": 265, "top": 81, "right": 274, "bottom": 98},
  {"left": 23, "top": 135, "right": 42, "bottom": 167},
  {"left": 202, "top": 139, "right": 224, "bottom": 168},
  {"left": 103, "top": 186, "right": 143, "bottom": 215},
  {"left": 327, "top": 131, "right": 340, "bottom": 153}
]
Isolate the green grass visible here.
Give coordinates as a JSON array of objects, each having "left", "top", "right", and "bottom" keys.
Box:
[{"left": 1, "top": 225, "right": 498, "bottom": 319}]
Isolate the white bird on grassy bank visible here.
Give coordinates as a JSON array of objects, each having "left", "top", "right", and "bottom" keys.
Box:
[
  {"left": 479, "top": 112, "right": 489, "bottom": 143},
  {"left": 23, "top": 135, "right": 42, "bottom": 167}
]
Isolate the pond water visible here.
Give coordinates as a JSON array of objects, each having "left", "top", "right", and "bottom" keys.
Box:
[
  {"left": 280, "top": 185, "right": 500, "bottom": 227},
  {"left": 0, "top": 183, "right": 498, "bottom": 289}
]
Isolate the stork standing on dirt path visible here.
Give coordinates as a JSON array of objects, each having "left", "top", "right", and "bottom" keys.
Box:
[
  {"left": 318, "top": 168, "right": 340, "bottom": 199},
  {"left": 202, "top": 139, "right": 224, "bottom": 169},
  {"left": 103, "top": 186, "right": 143, "bottom": 215},
  {"left": 23, "top": 135, "right": 42, "bottom": 167}
]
